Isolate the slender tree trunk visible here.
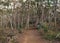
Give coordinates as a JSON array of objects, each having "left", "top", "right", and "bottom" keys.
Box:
[
  {"left": 13, "top": 2, "right": 16, "bottom": 29},
  {"left": 18, "top": 13, "right": 20, "bottom": 29},
  {"left": 48, "top": 9, "right": 51, "bottom": 29},
  {"left": 25, "top": 1, "right": 30, "bottom": 29},
  {"left": 0, "top": 16, "right": 2, "bottom": 27},
  {"left": 25, "top": 14, "right": 30, "bottom": 29},
  {"left": 41, "top": 0, "right": 44, "bottom": 23},
  {"left": 9, "top": 16, "right": 13, "bottom": 30},
  {"left": 41, "top": 7, "right": 44, "bottom": 23},
  {"left": 54, "top": 0, "right": 57, "bottom": 28}
]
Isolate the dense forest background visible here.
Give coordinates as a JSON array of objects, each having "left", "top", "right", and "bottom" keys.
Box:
[{"left": 0, "top": 0, "right": 60, "bottom": 43}]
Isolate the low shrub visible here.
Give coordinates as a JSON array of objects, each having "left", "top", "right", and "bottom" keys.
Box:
[
  {"left": 44, "top": 30, "right": 57, "bottom": 40},
  {"left": 0, "top": 36, "right": 7, "bottom": 43},
  {"left": 56, "top": 33, "right": 60, "bottom": 40}
]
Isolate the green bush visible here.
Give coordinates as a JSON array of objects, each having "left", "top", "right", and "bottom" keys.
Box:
[
  {"left": 44, "top": 30, "right": 57, "bottom": 40},
  {"left": 37, "top": 22, "right": 48, "bottom": 32},
  {"left": 41, "top": 22, "right": 48, "bottom": 32},
  {"left": 44, "top": 33, "right": 56, "bottom": 40},
  {"left": 0, "top": 35, "right": 7, "bottom": 43},
  {"left": 43, "top": 28, "right": 48, "bottom": 32}
]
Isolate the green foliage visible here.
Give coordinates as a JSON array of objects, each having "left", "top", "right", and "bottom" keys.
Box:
[
  {"left": 3, "top": 2, "right": 9, "bottom": 6},
  {"left": 35, "top": 0, "right": 39, "bottom": 2},
  {"left": 35, "top": 0, "right": 42, "bottom": 2},
  {"left": 0, "top": 36, "right": 7, "bottom": 43},
  {"left": 41, "top": 25, "right": 48, "bottom": 32},
  {"left": 16, "top": 24, "right": 23, "bottom": 33},
  {"left": 39, "top": 22, "right": 60, "bottom": 41},
  {"left": 43, "top": 28, "right": 48, "bottom": 32},
  {"left": 44, "top": 34, "right": 55, "bottom": 40},
  {"left": 56, "top": 33, "right": 60, "bottom": 40},
  {"left": 0, "top": 29, "right": 7, "bottom": 43},
  {"left": 11, "top": 39, "right": 18, "bottom": 43},
  {"left": 44, "top": 30, "right": 57, "bottom": 40},
  {"left": 0, "top": 9, "right": 3, "bottom": 12},
  {"left": 31, "top": 1, "right": 35, "bottom": 5},
  {"left": 40, "top": 22, "right": 49, "bottom": 32}
]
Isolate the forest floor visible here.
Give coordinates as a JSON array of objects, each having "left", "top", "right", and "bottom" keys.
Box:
[
  {"left": 16, "top": 29, "right": 56, "bottom": 43},
  {"left": 6, "top": 27, "right": 60, "bottom": 43}
]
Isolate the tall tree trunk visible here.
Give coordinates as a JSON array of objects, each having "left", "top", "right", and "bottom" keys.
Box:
[
  {"left": 9, "top": 15, "right": 13, "bottom": 30},
  {"left": 54, "top": 0, "right": 57, "bottom": 28},
  {"left": 25, "top": 14, "right": 30, "bottom": 29}
]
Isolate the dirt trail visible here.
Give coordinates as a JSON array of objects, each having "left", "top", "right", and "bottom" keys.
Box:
[{"left": 16, "top": 29, "right": 52, "bottom": 43}]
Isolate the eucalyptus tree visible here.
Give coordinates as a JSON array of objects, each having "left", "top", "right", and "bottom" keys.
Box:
[
  {"left": 3, "top": 0, "right": 13, "bottom": 29},
  {"left": 15, "top": 1, "right": 23, "bottom": 30},
  {"left": 35, "top": 0, "right": 45, "bottom": 24},
  {"left": 22, "top": 0, "right": 36, "bottom": 29},
  {"left": 53, "top": 0, "right": 57, "bottom": 28},
  {"left": 24, "top": 0, "right": 31, "bottom": 29},
  {"left": 45, "top": 0, "right": 54, "bottom": 29}
]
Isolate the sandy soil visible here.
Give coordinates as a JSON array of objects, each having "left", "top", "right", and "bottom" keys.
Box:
[{"left": 16, "top": 29, "right": 52, "bottom": 43}]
